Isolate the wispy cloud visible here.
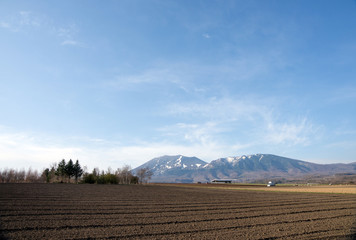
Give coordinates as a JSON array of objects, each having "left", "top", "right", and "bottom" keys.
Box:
[
  {"left": 56, "top": 24, "right": 84, "bottom": 47},
  {"left": 18, "top": 11, "right": 40, "bottom": 27},
  {"left": 167, "top": 97, "right": 270, "bottom": 122},
  {"left": 0, "top": 11, "right": 41, "bottom": 32},
  {"left": 328, "top": 85, "right": 356, "bottom": 103},
  {"left": 57, "top": 24, "right": 77, "bottom": 38},
  {"left": 263, "top": 117, "right": 317, "bottom": 146},
  {"left": 159, "top": 122, "right": 221, "bottom": 146},
  {"left": 0, "top": 21, "right": 11, "bottom": 29},
  {"left": 326, "top": 140, "right": 356, "bottom": 151},
  {"left": 0, "top": 130, "right": 124, "bottom": 170},
  {"left": 158, "top": 121, "right": 254, "bottom": 159},
  {"left": 61, "top": 40, "right": 83, "bottom": 47},
  {"left": 106, "top": 66, "right": 191, "bottom": 92},
  {"left": 164, "top": 97, "right": 320, "bottom": 148},
  {"left": 106, "top": 53, "right": 277, "bottom": 94},
  {"left": 108, "top": 65, "right": 314, "bottom": 153},
  {"left": 0, "top": 11, "right": 83, "bottom": 46},
  {"left": 0, "top": 132, "right": 79, "bottom": 169},
  {"left": 0, "top": 128, "right": 235, "bottom": 170}
]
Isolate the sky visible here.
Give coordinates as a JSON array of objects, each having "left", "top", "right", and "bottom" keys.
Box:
[{"left": 1, "top": 0, "right": 356, "bottom": 171}]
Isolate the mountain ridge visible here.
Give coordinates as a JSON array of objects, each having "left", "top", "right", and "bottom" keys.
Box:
[{"left": 133, "top": 154, "right": 356, "bottom": 183}]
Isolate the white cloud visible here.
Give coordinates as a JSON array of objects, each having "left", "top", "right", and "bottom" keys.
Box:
[
  {"left": 106, "top": 67, "right": 184, "bottom": 91},
  {"left": 0, "top": 21, "right": 11, "bottom": 29},
  {"left": 0, "top": 130, "right": 218, "bottom": 171},
  {"left": 167, "top": 97, "right": 270, "bottom": 122},
  {"left": 106, "top": 54, "right": 276, "bottom": 94},
  {"left": 0, "top": 122, "right": 256, "bottom": 171},
  {"left": 263, "top": 117, "right": 317, "bottom": 146},
  {"left": 54, "top": 24, "right": 84, "bottom": 47},
  {"left": 165, "top": 97, "right": 319, "bottom": 148},
  {"left": 61, "top": 40, "right": 81, "bottom": 46},
  {"left": 1, "top": 11, "right": 83, "bottom": 46},
  {"left": 18, "top": 11, "right": 40, "bottom": 27},
  {"left": 116, "top": 140, "right": 250, "bottom": 164},
  {"left": 157, "top": 121, "right": 254, "bottom": 160},
  {"left": 57, "top": 25, "right": 77, "bottom": 38},
  {"left": 56, "top": 24, "right": 83, "bottom": 47},
  {"left": 159, "top": 121, "right": 222, "bottom": 146},
  {"left": 0, "top": 11, "right": 41, "bottom": 32},
  {"left": 0, "top": 132, "right": 80, "bottom": 169}
]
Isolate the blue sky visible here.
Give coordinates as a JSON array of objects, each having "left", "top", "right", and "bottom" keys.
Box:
[{"left": 1, "top": 0, "right": 356, "bottom": 170}]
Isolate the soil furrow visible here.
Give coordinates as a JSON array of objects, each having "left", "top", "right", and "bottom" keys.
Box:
[{"left": 0, "top": 183, "right": 354, "bottom": 240}]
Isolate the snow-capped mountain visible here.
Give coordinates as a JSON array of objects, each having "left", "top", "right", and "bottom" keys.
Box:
[
  {"left": 133, "top": 154, "right": 356, "bottom": 183},
  {"left": 206, "top": 154, "right": 313, "bottom": 172},
  {"left": 133, "top": 155, "right": 207, "bottom": 176}
]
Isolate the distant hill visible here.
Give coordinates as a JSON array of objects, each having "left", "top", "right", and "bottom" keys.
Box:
[{"left": 133, "top": 154, "right": 356, "bottom": 183}]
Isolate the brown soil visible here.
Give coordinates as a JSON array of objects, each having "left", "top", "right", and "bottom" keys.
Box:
[
  {"left": 0, "top": 183, "right": 355, "bottom": 239},
  {"left": 166, "top": 183, "right": 356, "bottom": 194}
]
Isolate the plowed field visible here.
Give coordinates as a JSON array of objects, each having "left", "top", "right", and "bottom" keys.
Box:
[{"left": 0, "top": 184, "right": 355, "bottom": 239}]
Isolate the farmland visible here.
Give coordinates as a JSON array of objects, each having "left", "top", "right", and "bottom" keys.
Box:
[
  {"left": 173, "top": 183, "right": 356, "bottom": 194},
  {"left": 0, "top": 184, "right": 355, "bottom": 239}
]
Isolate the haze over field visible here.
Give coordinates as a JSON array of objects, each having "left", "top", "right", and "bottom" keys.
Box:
[{"left": 1, "top": 0, "right": 356, "bottom": 170}]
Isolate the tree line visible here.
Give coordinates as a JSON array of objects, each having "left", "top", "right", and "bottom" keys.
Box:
[
  {"left": 0, "top": 159, "right": 153, "bottom": 184},
  {"left": 0, "top": 168, "right": 43, "bottom": 183}
]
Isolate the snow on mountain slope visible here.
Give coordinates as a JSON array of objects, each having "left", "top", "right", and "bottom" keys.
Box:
[{"left": 133, "top": 155, "right": 207, "bottom": 176}]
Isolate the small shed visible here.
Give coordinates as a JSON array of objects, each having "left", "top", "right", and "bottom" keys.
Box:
[
  {"left": 267, "top": 181, "right": 276, "bottom": 187},
  {"left": 211, "top": 179, "right": 232, "bottom": 184}
]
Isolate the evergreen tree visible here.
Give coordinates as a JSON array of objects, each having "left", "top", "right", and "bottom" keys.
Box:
[
  {"left": 56, "top": 159, "right": 66, "bottom": 183},
  {"left": 65, "top": 159, "right": 75, "bottom": 183},
  {"left": 73, "top": 160, "right": 83, "bottom": 183},
  {"left": 42, "top": 168, "right": 50, "bottom": 183}
]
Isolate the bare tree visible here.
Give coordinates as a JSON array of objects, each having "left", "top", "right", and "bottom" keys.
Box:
[
  {"left": 116, "top": 165, "right": 134, "bottom": 184},
  {"left": 26, "top": 168, "right": 41, "bottom": 183},
  {"left": 0, "top": 168, "right": 42, "bottom": 183},
  {"left": 7, "top": 169, "right": 16, "bottom": 183},
  {"left": 1, "top": 169, "right": 11, "bottom": 183},
  {"left": 17, "top": 169, "right": 26, "bottom": 182},
  {"left": 136, "top": 167, "right": 153, "bottom": 184}
]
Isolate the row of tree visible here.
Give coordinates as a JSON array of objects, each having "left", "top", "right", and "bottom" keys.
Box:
[
  {"left": 82, "top": 166, "right": 138, "bottom": 184},
  {"left": 0, "top": 159, "right": 153, "bottom": 184},
  {"left": 0, "top": 168, "right": 43, "bottom": 183},
  {"left": 50, "top": 159, "right": 84, "bottom": 183},
  {"left": 82, "top": 165, "right": 153, "bottom": 184}
]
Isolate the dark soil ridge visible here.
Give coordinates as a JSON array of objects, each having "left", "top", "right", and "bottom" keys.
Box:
[{"left": 0, "top": 184, "right": 355, "bottom": 239}]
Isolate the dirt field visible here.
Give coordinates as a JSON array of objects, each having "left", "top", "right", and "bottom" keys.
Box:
[
  {"left": 171, "top": 183, "right": 356, "bottom": 194},
  {"left": 259, "top": 185, "right": 356, "bottom": 194},
  {"left": 0, "top": 184, "right": 355, "bottom": 239}
]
